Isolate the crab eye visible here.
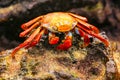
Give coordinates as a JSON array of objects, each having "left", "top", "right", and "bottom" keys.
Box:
[{"left": 52, "top": 26, "right": 58, "bottom": 31}]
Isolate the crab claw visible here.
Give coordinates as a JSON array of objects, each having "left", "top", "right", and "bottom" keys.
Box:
[
  {"left": 49, "top": 33, "right": 59, "bottom": 45},
  {"left": 57, "top": 32, "right": 72, "bottom": 50}
]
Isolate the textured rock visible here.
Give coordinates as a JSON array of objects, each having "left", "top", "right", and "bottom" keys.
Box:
[{"left": 0, "top": 42, "right": 119, "bottom": 80}]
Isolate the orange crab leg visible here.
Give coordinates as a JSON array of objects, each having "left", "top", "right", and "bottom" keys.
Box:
[
  {"left": 49, "top": 33, "right": 59, "bottom": 45},
  {"left": 76, "top": 18, "right": 99, "bottom": 34},
  {"left": 77, "top": 24, "right": 109, "bottom": 47},
  {"left": 75, "top": 28, "right": 90, "bottom": 47},
  {"left": 68, "top": 13, "right": 88, "bottom": 22},
  {"left": 20, "top": 21, "right": 41, "bottom": 37},
  {"left": 21, "top": 16, "right": 43, "bottom": 30},
  {"left": 11, "top": 27, "right": 41, "bottom": 58},
  {"left": 25, "top": 29, "right": 45, "bottom": 48},
  {"left": 57, "top": 32, "right": 72, "bottom": 50}
]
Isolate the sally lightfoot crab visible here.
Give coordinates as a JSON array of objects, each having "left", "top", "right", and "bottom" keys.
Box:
[{"left": 11, "top": 12, "right": 109, "bottom": 58}]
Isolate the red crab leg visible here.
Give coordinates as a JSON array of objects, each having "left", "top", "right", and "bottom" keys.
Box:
[
  {"left": 57, "top": 32, "right": 72, "bottom": 50},
  {"left": 68, "top": 13, "right": 88, "bottom": 22},
  {"left": 77, "top": 24, "right": 109, "bottom": 47},
  {"left": 25, "top": 29, "right": 45, "bottom": 48},
  {"left": 21, "top": 16, "right": 43, "bottom": 30},
  {"left": 75, "top": 28, "right": 90, "bottom": 47},
  {"left": 76, "top": 18, "right": 99, "bottom": 34},
  {"left": 49, "top": 33, "right": 59, "bottom": 45},
  {"left": 20, "top": 21, "right": 41, "bottom": 37},
  {"left": 11, "top": 27, "right": 41, "bottom": 58}
]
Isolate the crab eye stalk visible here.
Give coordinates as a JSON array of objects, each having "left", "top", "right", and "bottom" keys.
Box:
[{"left": 52, "top": 26, "right": 58, "bottom": 31}]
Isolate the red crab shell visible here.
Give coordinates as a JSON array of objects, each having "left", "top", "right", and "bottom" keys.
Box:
[{"left": 11, "top": 12, "right": 109, "bottom": 58}]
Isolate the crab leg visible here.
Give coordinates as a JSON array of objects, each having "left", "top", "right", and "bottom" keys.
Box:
[
  {"left": 57, "top": 32, "right": 72, "bottom": 50},
  {"left": 11, "top": 27, "right": 41, "bottom": 58},
  {"left": 25, "top": 29, "right": 45, "bottom": 48},
  {"left": 76, "top": 18, "right": 99, "bottom": 34},
  {"left": 68, "top": 13, "right": 88, "bottom": 22},
  {"left": 49, "top": 33, "right": 59, "bottom": 45},
  {"left": 77, "top": 24, "right": 109, "bottom": 47},
  {"left": 75, "top": 28, "right": 90, "bottom": 47},
  {"left": 20, "top": 22, "right": 41, "bottom": 37},
  {"left": 21, "top": 16, "right": 43, "bottom": 30}
]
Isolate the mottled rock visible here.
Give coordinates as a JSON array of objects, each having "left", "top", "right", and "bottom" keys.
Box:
[{"left": 0, "top": 42, "right": 119, "bottom": 80}]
